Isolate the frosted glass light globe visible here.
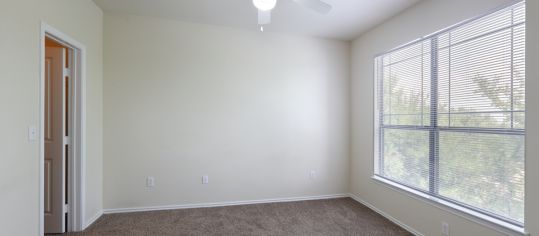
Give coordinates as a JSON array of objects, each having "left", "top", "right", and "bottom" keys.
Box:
[{"left": 253, "top": 0, "right": 277, "bottom": 11}]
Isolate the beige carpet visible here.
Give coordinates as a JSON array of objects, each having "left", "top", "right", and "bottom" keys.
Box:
[{"left": 65, "top": 198, "right": 411, "bottom": 236}]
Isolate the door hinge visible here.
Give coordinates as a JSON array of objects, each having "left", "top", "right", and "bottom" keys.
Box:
[
  {"left": 64, "top": 136, "right": 70, "bottom": 145},
  {"left": 64, "top": 68, "right": 71, "bottom": 77},
  {"left": 64, "top": 204, "right": 69, "bottom": 214}
]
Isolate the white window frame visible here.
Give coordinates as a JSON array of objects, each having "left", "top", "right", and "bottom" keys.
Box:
[{"left": 372, "top": 1, "right": 527, "bottom": 235}]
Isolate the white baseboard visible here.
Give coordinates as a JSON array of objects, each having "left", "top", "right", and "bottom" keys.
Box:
[
  {"left": 348, "top": 193, "right": 424, "bottom": 236},
  {"left": 103, "top": 193, "right": 348, "bottom": 214},
  {"left": 84, "top": 209, "right": 103, "bottom": 230}
]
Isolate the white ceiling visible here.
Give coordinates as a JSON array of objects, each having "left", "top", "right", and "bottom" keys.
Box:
[{"left": 93, "top": 0, "right": 421, "bottom": 40}]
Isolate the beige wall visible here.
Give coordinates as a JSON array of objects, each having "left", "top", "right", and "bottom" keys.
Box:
[
  {"left": 102, "top": 14, "right": 350, "bottom": 210},
  {"left": 0, "top": 0, "right": 103, "bottom": 235},
  {"left": 351, "top": 0, "right": 537, "bottom": 235}
]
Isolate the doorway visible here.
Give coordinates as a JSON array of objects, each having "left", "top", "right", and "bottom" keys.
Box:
[
  {"left": 40, "top": 23, "right": 86, "bottom": 234},
  {"left": 44, "top": 36, "right": 70, "bottom": 234}
]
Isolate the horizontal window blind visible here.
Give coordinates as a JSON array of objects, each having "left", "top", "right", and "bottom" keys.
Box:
[{"left": 374, "top": 1, "right": 525, "bottom": 225}]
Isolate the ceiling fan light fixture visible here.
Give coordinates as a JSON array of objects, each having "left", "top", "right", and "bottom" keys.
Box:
[{"left": 253, "top": 0, "right": 277, "bottom": 11}]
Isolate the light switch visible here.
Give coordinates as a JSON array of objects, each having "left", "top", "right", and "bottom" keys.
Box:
[{"left": 28, "top": 126, "right": 37, "bottom": 142}]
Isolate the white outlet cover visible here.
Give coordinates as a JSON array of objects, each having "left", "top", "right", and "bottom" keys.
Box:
[
  {"left": 309, "top": 170, "right": 316, "bottom": 179},
  {"left": 146, "top": 177, "right": 155, "bottom": 187},
  {"left": 202, "top": 175, "right": 209, "bottom": 184},
  {"left": 442, "top": 222, "right": 450, "bottom": 236}
]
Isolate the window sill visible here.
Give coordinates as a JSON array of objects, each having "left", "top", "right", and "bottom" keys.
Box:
[{"left": 371, "top": 176, "right": 528, "bottom": 236}]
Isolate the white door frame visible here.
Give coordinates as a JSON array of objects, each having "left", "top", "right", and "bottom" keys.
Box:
[{"left": 40, "top": 22, "right": 87, "bottom": 234}]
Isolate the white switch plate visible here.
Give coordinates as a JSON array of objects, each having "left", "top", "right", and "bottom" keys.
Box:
[
  {"left": 146, "top": 176, "right": 155, "bottom": 188},
  {"left": 202, "top": 175, "right": 209, "bottom": 184},
  {"left": 28, "top": 126, "right": 37, "bottom": 142},
  {"left": 442, "top": 222, "right": 450, "bottom": 236}
]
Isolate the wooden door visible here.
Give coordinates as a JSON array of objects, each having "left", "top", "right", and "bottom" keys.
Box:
[{"left": 44, "top": 46, "right": 67, "bottom": 234}]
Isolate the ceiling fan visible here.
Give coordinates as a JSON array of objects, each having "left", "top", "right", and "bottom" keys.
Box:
[{"left": 252, "top": 0, "right": 332, "bottom": 31}]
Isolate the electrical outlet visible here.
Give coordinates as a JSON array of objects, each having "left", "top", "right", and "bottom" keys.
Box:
[
  {"left": 202, "top": 175, "right": 209, "bottom": 184},
  {"left": 146, "top": 176, "right": 155, "bottom": 188},
  {"left": 442, "top": 222, "right": 450, "bottom": 236},
  {"left": 309, "top": 170, "right": 316, "bottom": 179}
]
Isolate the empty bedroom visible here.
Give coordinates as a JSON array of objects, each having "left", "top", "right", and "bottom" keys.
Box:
[{"left": 0, "top": 0, "right": 537, "bottom": 235}]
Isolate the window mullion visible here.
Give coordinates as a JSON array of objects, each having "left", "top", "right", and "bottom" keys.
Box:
[
  {"left": 378, "top": 58, "right": 385, "bottom": 176},
  {"left": 510, "top": 6, "right": 515, "bottom": 129},
  {"left": 429, "top": 37, "right": 440, "bottom": 195}
]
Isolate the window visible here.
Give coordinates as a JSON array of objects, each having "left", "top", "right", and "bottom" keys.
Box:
[{"left": 374, "top": 1, "right": 526, "bottom": 226}]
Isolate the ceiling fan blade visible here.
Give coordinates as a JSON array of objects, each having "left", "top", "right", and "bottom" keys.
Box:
[
  {"left": 293, "top": 0, "right": 332, "bottom": 14},
  {"left": 258, "top": 9, "right": 271, "bottom": 25}
]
